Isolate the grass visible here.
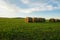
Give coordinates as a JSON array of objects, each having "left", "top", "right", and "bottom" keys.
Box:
[{"left": 0, "top": 18, "right": 60, "bottom": 40}]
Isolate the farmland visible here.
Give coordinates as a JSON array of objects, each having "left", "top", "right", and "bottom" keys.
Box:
[{"left": 0, "top": 18, "right": 60, "bottom": 40}]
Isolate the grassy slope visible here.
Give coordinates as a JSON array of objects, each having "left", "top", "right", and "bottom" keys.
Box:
[{"left": 0, "top": 18, "right": 60, "bottom": 40}]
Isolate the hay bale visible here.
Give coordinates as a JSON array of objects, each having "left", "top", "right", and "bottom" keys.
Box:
[
  {"left": 39, "top": 18, "right": 46, "bottom": 22},
  {"left": 49, "top": 18, "right": 56, "bottom": 22},
  {"left": 25, "top": 17, "right": 33, "bottom": 23},
  {"left": 55, "top": 19, "right": 60, "bottom": 22},
  {"left": 32, "top": 17, "right": 38, "bottom": 22},
  {"left": 32, "top": 17, "right": 46, "bottom": 22},
  {"left": 57, "top": 19, "right": 60, "bottom": 22}
]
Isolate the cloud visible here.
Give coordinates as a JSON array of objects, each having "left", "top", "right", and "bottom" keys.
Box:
[
  {"left": 0, "top": 0, "right": 60, "bottom": 17},
  {"left": 20, "top": 0, "right": 60, "bottom": 9},
  {"left": 0, "top": 0, "right": 31, "bottom": 17},
  {"left": 21, "top": 0, "right": 30, "bottom": 4},
  {"left": 46, "top": 5, "right": 53, "bottom": 10},
  {"left": 0, "top": 0, "right": 17, "bottom": 17},
  {"left": 0, "top": 0, "right": 56, "bottom": 17}
]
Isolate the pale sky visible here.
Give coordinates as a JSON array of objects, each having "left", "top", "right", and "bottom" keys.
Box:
[{"left": 0, "top": 0, "right": 60, "bottom": 19}]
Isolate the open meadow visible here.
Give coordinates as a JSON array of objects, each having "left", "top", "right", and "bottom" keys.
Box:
[{"left": 0, "top": 18, "right": 60, "bottom": 40}]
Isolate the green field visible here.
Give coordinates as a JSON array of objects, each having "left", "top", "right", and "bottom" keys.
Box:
[{"left": 0, "top": 18, "right": 60, "bottom": 40}]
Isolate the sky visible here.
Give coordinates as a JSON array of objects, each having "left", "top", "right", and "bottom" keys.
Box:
[{"left": 0, "top": 0, "right": 60, "bottom": 19}]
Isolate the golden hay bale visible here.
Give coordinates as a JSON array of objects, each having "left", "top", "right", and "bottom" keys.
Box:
[
  {"left": 25, "top": 17, "right": 28, "bottom": 23},
  {"left": 49, "top": 18, "right": 56, "bottom": 22},
  {"left": 25, "top": 17, "right": 33, "bottom": 23}
]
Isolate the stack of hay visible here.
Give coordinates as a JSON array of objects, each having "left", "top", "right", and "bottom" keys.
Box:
[
  {"left": 38, "top": 18, "right": 45, "bottom": 22},
  {"left": 25, "top": 17, "right": 46, "bottom": 23},
  {"left": 25, "top": 17, "right": 60, "bottom": 23},
  {"left": 49, "top": 18, "right": 60, "bottom": 22},
  {"left": 49, "top": 18, "right": 56, "bottom": 22},
  {"left": 32, "top": 17, "right": 38, "bottom": 22},
  {"left": 55, "top": 19, "right": 60, "bottom": 22},
  {"left": 25, "top": 17, "right": 33, "bottom": 23},
  {"left": 32, "top": 17, "right": 46, "bottom": 22}
]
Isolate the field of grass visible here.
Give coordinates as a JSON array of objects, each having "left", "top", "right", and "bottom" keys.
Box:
[{"left": 0, "top": 18, "right": 60, "bottom": 40}]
